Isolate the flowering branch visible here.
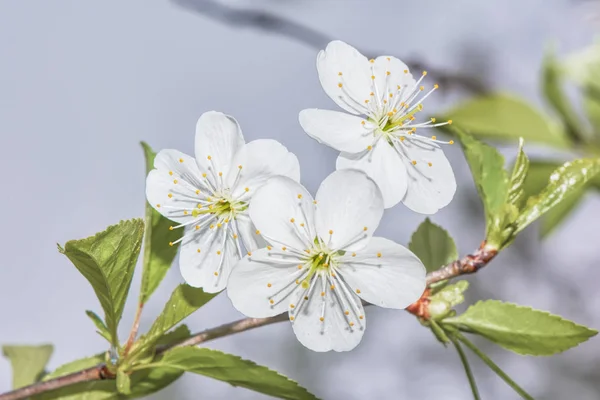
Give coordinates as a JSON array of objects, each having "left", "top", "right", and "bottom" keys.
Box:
[{"left": 0, "top": 240, "right": 498, "bottom": 400}]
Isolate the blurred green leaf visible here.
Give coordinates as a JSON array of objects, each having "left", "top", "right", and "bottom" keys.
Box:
[
  {"left": 516, "top": 158, "right": 600, "bottom": 233},
  {"left": 85, "top": 311, "right": 112, "bottom": 343},
  {"left": 429, "top": 281, "right": 469, "bottom": 321},
  {"left": 408, "top": 218, "right": 457, "bottom": 273},
  {"left": 584, "top": 88, "right": 600, "bottom": 136},
  {"left": 2, "top": 345, "right": 53, "bottom": 389},
  {"left": 507, "top": 138, "right": 530, "bottom": 208},
  {"left": 443, "top": 300, "right": 597, "bottom": 355},
  {"left": 140, "top": 347, "right": 319, "bottom": 400},
  {"left": 116, "top": 371, "right": 131, "bottom": 395},
  {"left": 443, "top": 93, "right": 570, "bottom": 148},
  {"left": 59, "top": 219, "right": 144, "bottom": 346},
  {"left": 542, "top": 49, "right": 590, "bottom": 143},
  {"left": 129, "top": 285, "right": 216, "bottom": 361},
  {"left": 139, "top": 142, "right": 182, "bottom": 305}
]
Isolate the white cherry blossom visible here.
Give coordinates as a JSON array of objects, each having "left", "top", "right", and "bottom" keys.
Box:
[
  {"left": 146, "top": 111, "right": 300, "bottom": 293},
  {"left": 300, "top": 40, "right": 457, "bottom": 213},
  {"left": 227, "top": 170, "right": 426, "bottom": 352}
]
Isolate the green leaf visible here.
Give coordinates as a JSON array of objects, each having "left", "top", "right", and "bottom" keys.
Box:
[
  {"left": 542, "top": 48, "right": 590, "bottom": 143},
  {"left": 443, "top": 300, "right": 598, "bottom": 355},
  {"left": 539, "top": 186, "right": 586, "bottom": 237},
  {"left": 506, "top": 138, "right": 530, "bottom": 208},
  {"left": 408, "top": 218, "right": 457, "bottom": 273},
  {"left": 116, "top": 371, "right": 131, "bottom": 395},
  {"left": 59, "top": 219, "right": 145, "bottom": 346},
  {"left": 2, "top": 345, "right": 53, "bottom": 389},
  {"left": 139, "top": 142, "right": 182, "bottom": 305},
  {"left": 516, "top": 158, "right": 600, "bottom": 233},
  {"left": 42, "top": 355, "right": 105, "bottom": 381},
  {"left": 140, "top": 347, "right": 319, "bottom": 400},
  {"left": 129, "top": 285, "right": 216, "bottom": 360},
  {"left": 455, "top": 130, "right": 509, "bottom": 232},
  {"left": 442, "top": 93, "right": 570, "bottom": 148},
  {"left": 85, "top": 311, "right": 112, "bottom": 343},
  {"left": 429, "top": 281, "right": 469, "bottom": 321}
]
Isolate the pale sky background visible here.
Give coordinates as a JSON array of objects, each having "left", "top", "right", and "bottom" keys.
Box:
[{"left": 1, "top": 0, "right": 599, "bottom": 399}]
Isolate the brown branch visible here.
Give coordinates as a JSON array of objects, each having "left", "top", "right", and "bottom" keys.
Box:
[
  {"left": 123, "top": 302, "right": 144, "bottom": 356},
  {"left": 0, "top": 241, "right": 498, "bottom": 400}
]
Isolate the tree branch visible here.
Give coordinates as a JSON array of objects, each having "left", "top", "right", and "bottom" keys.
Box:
[{"left": 0, "top": 240, "right": 498, "bottom": 400}]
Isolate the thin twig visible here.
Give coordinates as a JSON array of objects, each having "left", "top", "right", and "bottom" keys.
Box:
[
  {"left": 0, "top": 241, "right": 498, "bottom": 400},
  {"left": 123, "top": 303, "right": 144, "bottom": 356}
]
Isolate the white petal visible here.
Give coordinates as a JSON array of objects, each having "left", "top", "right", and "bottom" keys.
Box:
[
  {"left": 179, "top": 223, "right": 239, "bottom": 293},
  {"left": 336, "top": 141, "right": 408, "bottom": 209},
  {"left": 314, "top": 170, "right": 383, "bottom": 252},
  {"left": 235, "top": 214, "right": 267, "bottom": 252},
  {"left": 401, "top": 139, "right": 457, "bottom": 214},
  {"left": 299, "top": 109, "right": 375, "bottom": 153},
  {"left": 249, "top": 176, "right": 316, "bottom": 252},
  {"left": 317, "top": 40, "right": 372, "bottom": 115},
  {"left": 227, "top": 248, "right": 304, "bottom": 318},
  {"left": 195, "top": 111, "right": 245, "bottom": 177},
  {"left": 146, "top": 149, "right": 206, "bottom": 223},
  {"left": 291, "top": 275, "right": 366, "bottom": 352},
  {"left": 339, "top": 237, "right": 426, "bottom": 309},
  {"left": 372, "top": 56, "right": 417, "bottom": 104},
  {"left": 227, "top": 139, "right": 300, "bottom": 198}
]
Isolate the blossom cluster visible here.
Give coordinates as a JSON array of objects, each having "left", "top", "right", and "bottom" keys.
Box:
[{"left": 146, "top": 40, "right": 456, "bottom": 352}]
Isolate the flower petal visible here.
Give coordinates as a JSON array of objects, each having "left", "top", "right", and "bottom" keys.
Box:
[
  {"left": 227, "top": 248, "right": 304, "bottom": 318},
  {"left": 339, "top": 236, "right": 426, "bottom": 309},
  {"left": 291, "top": 275, "right": 366, "bottom": 352},
  {"left": 314, "top": 170, "right": 383, "bottom": 252},
  {"left": 372, "top": 56, "right": 417, "bottom": 104},
  {"left": 146, "top": 149, "right": 206, "bottom": 223},
  {"left": 227, "top": 139, "right": 300, "bottom": 198},
  {"left": 401, "top": 139, "right": 457, "bottom": 214},
  {"left": 317, "top": 40, "right": 372, "bottom": 115},
  {"left": 234, "top": 214, "right": 267, "bottom": 252},
  {"left": 249, "top": 176, "right": 316, "bottom": 252},
  {"left": 336, "top": 141, "right": 408, "bottom": 209},
  {"left": 179, "top": 223, "right": 239, "bottom": 293},
  {"left": 299, "top": 109, "right": 376, "bottom": 153},
  {"left": 194, "top": 111, "right": 245, "bottom": 177}
]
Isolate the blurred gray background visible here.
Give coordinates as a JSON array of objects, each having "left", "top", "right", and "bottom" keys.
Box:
[{"left": 1, "top": 0, "right": 599, "bottom": 399}]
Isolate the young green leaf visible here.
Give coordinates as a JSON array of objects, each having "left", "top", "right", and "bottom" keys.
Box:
[
  {"left": 443, "top": 300, "right": 597, "bottom": 355},
  {"left": 85, "top": 310, "right": 112, "bottom": 343},
  {"left": 442, "top": 93, "right": 570, "bottom": 148},
  {"left": 455, "top": 130, "right": 509, "bottom": 231},
  {"left": 539, "top": 186, "right": 586, "bottom": 237},
  {"left": 139, "top": 142, "right": 182, "bottom": 305},
  {"left": 129, "top": 285, "right": 216, "bottom": 359},
  {"left": 542, "top": 49, "right": 590, "bottom": 143},
  {"left": 139, "top": 347, "right": 319, "bottom": 400},
  {"left": 506, "top": 138, "right": 530, "bottom": 208},
  {"left": 2, "top": 345, "right": 53, "bottom": 389},
  {"left": 516, "top": 158, "right": 600, "bottom": 233},
  {"left": 59, "top": 219, "right": 144, "bottom": 346},
  {"left": 116, "top": 370, "right": 131, "bottom": 395},
  {"left": 408, "top": 218, "right": 458, "bottom": 273}
]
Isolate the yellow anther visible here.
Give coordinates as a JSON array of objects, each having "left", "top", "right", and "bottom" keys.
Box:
[
  {"left": 304, "top": 296, "right": 309, "bottom": 300},
  {"left": 361, "top": 120, "right": 366, "bottom": 125},
  {"left": 197, "top": 249, "right": 201, "bottom": 253},
  {"left": 290, "top": 304, "right": 295, "bottom": 309},
  {"left": 282, "top": 246, "right": 287, "bottom": 251},
  {"left": 298, "top": 265, "right": 302, "bottom": 270},
  {"left": 383, "top": 100, "right": 388, "bottom": 104},
  {"left": 290, "top": 218, "right": 295, "bottom": 223},
  {"left": 420, "top": 86, "right": 425, "bottom": 91},
  {"left": 434, "top": 84, "right": 439, "bottom": 89},
  {"left": 386, "top": 57, "right": 391, "bottom": 61},
  {"left": 409, "top": 116, "right": 415, "bottom": 121},
  {"left": 422, "top": 70, "right": 428, "bottom": 76},
  {"left": 238, "top": 165, "right": 243, "bottom": 170},
  {"left": 195, "top": 189, "right": 200, "bottom": 195},
  {"left": 363, "top": 226, "right": 368, "bottom": 231},
  {"left": 320, "top": 292, "right": 325, "bottom": 297},
  {"left": 269, "top": 299, "right": 274, "bottom": 304},
  {"left": 290, "top": 316, "right": 295, "bottom": 321},
  {"left": 202, "top": 173, "right": 207, "bottom": 178},
  {"left": 338, "top": 83, "right": 343, "bottom": 88},
  {"left": 217, "top": 223, "right": 222, "bottom": 228},
  {"left": 364, "top": 99, "right": 370, "bottom": 104},
  {"left": 329, "top": 230, "right": 333, "bottom": 235},
  {"left": 369, "top": 59, "right": 375, "bottom": 63},
  {"left": 168, "top": 193, "right": 173, "bottom": 198},
  {"left": 267, "top": 246, "right": 272, "bottom": 250},
  {"left": 218, "top": 172, "right": 222, "bottom": 177},
  {"left": 338, "top": 71, "right": 343, "bottom": 76},
  {"left": 302, "top": 280, "right": 310, "bottom": 289},
  {"left": 197, "top": 203, "right": 202, "bottom": 208},
  {"left": 417, "top": 104, "right": 423, "bottom": 111},
  {"left": 356, "top": 289, "right": 361, "bottom": 294},
  {"left": 247, "top": 251, "right": 252, "bottom": 256},
  {"left": 350, "top": 322, "right": 355, "bottom": 327},
  {"left": 216, "top": 250, "right": 221, "bottom": 255},
  {"left": 224, "top": 218, "right": 229, "bottom": 223},
  {"left": 173, "top": 179, "right": 178, "bottom": 184},
  {"left": 397, "top": 85, "right": 401, "bottom": 90},
  {"left": 359, "top": 315, "right": 364, "bottom": 320},
  {"left": 233, "top": 234, "right": 238, "bottom": 239},
  {"left": 297, "top": 194, "right": 303, "bottom": 199},
  {"left": 367, "top": 145, "right": 372, "bottom": 151},
  {"left": 400, "top": 136, "right": 406, "bottom": 142},
  {"left": 411, "top": 160, "right": 417, "bottom": 165},
  {"left": 184, "top": 211, "right": 188, "bottom": 215},
  {"left": 389, "top": 93, "right": 393, "bottom": 98},
  {"left": 428, "top": 162, "right": 433, "bottom": 167},
  {"left": 313, "top": 200, "right": 317, "bottom": 204},
  {"left": 448, "top": 120, "right": 453, "bottom": 125},
  {"left": 169, "top": 171, "right": 173, "bottom": 176},
  {"left": 300, "top": 223, "right": 305, "bottom": 227},
  {"left": 210, "top": 224, "right": 215, "bottom": 229},
  {"left": 207, "top": 155, "right": 212, "bottom": 160},
  {"left": 386, "top": 71, "right": 391, "bottom": 75},
  {"left": 195, "top": 225, "right": 200, "bottom": 230},
  {"left": 449, "top": 140, "right": 455, "bottom": 144},
  {"left": 214, "top": 272, "right": 218, "bottom": 276},
  {"left": 156, "top": 204, "right": 161, "bottom": 208},
  {"left": 245, "top": 187, "right": 249, "bottom": 192},
  {"left": 255, "top": 229, "right": 261, "bottom": 235},
  {"left": 267, "top": 283, "right": 272, "bottom": 287},
  {"left": 431, "top": 117, "right": 437, "bottom": 122},
  {"left": 169, "top": 226, "right": 174, "bottom": 231},
  {"left": 318, "top": 254, "right": 324, "bottom": 259},
  {"left": 404, "top": 69, "right": 408, "bottom": 74},
  {"left": 179, "top": 158, "right": 184, "bottom": 163},
  {"left": 320, "top": 317, "right": 325, "bottom": 322},
  {"left": 371, "top": 75, "right": 375, "bottom": 80},
  {"left": 330, "top": 285, "right": 335, "bottom": 290},
  {"left": 168, "top": 241, "right": 173, "bottom": 246},
  {"left": 411, "top": 127, "right": 417, "bottom": 132},
  {"left": 432, "top": 135, "right": 437, "bottom": 140},
  {"left": 370, "top": 92, "right": 374, "bottom": 96},
  {"left": 377, "top": 253, "right": 382, "bottom": 258},
  {"left": 387, "top": 111, "right": 393, "bottom": 117},
  {"left": 352, "top": 252, "right": 356, "bottom": 257},
  {"left": 393, "top": 108, "right": 398, "bottom": 113},
  {"left": 345, "top": 310, "right": 350, "bottom": 315}
]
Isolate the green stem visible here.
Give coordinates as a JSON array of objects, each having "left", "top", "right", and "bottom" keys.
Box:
[
  {"left": 455, "top": 332, "right": 534, "bottom": 400},
  {"left": 450, "top": 337, "right": 481, "bottom": 400}
]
